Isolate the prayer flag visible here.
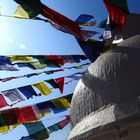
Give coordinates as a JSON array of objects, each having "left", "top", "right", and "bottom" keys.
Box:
[
  {"left": 40, "top": 4, "right": 84, "bottom": 40},
  {"left": 17, "top": 106, "right": 37, "bottom": 123},
  {"left": 2, "top": 89, "right": 24, "bottom": 103},
  {"left": 47, "top": 101, "right": 66, "bottom": 114},
  {"left": 0, "top": 126, "right": 10, "bottom": 132},
  {"left": 0, "top": 77, "right": 17, "bottom": 82},
  {"left": 0, "top": 94, "right": 8, "bottom": 108},
  {"left": 16, "top": 63, "right": 36, "bottom": 70},
  {"left": 13, "top": 6, "right": 30, "bottom": 19},
  {"left": 14, "top": 0, "right": 84, "bottom": 40},
  {"left": 75, "top": 14, "right": 94, "bottom": 24},
  {"left": 33, "top": 82, "right": 52, "bottom": 96},
  {"left": 55, "top": 78, "right": 64, "bottom": 93},
  {"left": 18, "top": 86, "right": 38, "bottom": 99},
  {"left": 9, "top": 56, "right": 33, "bottom": 63},
  {"left": 24, "top": 121, "right": 46, "bottom": 135},
  {"left": 0, "top": 56, "right": 11, "bottom": 65},
  {"left": 51, "top": 99, "right": 66, "bottom": 110},
  {"left": 0, "top": 64, "right": 18, "bottom": 71},
  {"left": 34, "top": 102, "right": 51, "bottom": 117},
  {"left": 59, "top": 98, "right": 71, "bottom": 108},
  {"left": 13, "top": 0, "right": 42, "bottom": 18},
  {"left": 103, "top": 0, "right": 129, "bottom": 26},
  {"left": 29, "top": 61, "right": 47, "bottom": 69},
  {"left": 48, "top": 124, "right": 60, "bottom": 133},
  {"left": 0, "top": 109, "right": 18, "bottom": 125},
  {"left": 45, "top": 79, "right": 59, "bottom": 89},
  {"left": 57, "top": 117, "right": 70, "bottom": 129}
]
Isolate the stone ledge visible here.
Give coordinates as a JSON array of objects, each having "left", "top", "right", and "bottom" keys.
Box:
[{"left": 67, "top": 96, "right": 140, "bottom": 140}]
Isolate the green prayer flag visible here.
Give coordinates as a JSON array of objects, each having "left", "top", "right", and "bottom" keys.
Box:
[
  {"left": 14, "top": 0, "right": 42, "bottom": 18},
  {"left": 24, "top": 121, "right": 49, "bottom": 140}
]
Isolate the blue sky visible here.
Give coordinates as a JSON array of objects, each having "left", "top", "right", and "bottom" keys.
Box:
[
  {"left": 0, "top": 0, "right": 107, "bottom": 55},
  {"left": 0, "top": 0, "right": 140, "bottom": 140}
]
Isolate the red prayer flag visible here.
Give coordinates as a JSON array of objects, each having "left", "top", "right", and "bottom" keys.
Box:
[
  {"left": 0, "top": 94, "right": 8, "bottom": 108},
  {"left": 55, "top": 78, "right": 64, "bottom": 93},
  {"left": 40, "top": 4, "right": 84, "bottom": 40},
  {"left": 103, "top": 0, "right": 126, "bottom": 26},
  {"left": 57, "top": 118, "right": 70, "bottom": 129},
  {"left": 46, "top": 56, "right": 65, "bottom": 67},
  {"left": 17, "top": 106, "right": 37, "bottom": 123}
]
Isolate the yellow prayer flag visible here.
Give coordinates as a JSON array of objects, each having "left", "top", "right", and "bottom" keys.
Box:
[
  {"left": 13, "top": 6, "right": 30, "bottom": 19},
  {"left": 74, "top": 66, "right": 83, "bottom": 69},
  {"left": 12, "top": 124, "right": 20, "bottom": 129},
  {"left": 30, "top": 61, "right": 47, "bottom": 69},
  {"left": 33, "top": 82, "right": 52, "bottom": 95},
  {"left": 0, "top": 126, "right": 10, "bottom": 132},
  {"left": 59, "top": 98, "right": 70, "bottom": 108},
  {"left": 51, "top": 98, "right": 70, "bottom": 109},
  {"left": 9, "top": 56, "right": 33, "bottom": 63}
]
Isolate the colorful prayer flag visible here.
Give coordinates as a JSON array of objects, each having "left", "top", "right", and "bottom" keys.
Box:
[
  {"left": 33, "top": 82, "right": 52, "bottom": 96},
  {"left": 55, "top": 78, "right": 64, "bottom": 93},
  {"left": 103, "top": 0, "right": 129, "bottom": 26},
  {"left": 75, "top": 14, "right": 94, "bottom": 24},
  {"left": 18, "top": 86, "right": 38, "bottom": 99},
  {"left": 0, "top": 94, "right": 8, "bottom": 108},
  {"left": 9, "top": 56, "right": 33, "bottom": 63},
  {"left": 2, "top": 89, "right": 24, "bottom": 103}
]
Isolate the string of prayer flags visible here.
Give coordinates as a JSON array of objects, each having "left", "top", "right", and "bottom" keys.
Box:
[
  {"left": 21, "top": 116, "right": 70, "bottom": 140},
  {"left": 0, "top": 94, "right": 72, "bottom": 128},
  {"left": 0, "top": 62, "right": 89, "bottom": 83},
  {"left": 12, "top": 6, "right": 96, "bottom": 28},
  {"left": 0, "top": 55, "right": 87, "bottom": 71},
  {"left": 13, "top": 0, "right": 84, "bottom": 40},
  {"left": 103, "top": 0, "right": 129, "bottom": 26},
  {"left": 0, "top": 73, "right": 82, "bottom": 109},
  {"left": 0, "top": 73, "right": 81, "bottom": 109},
  {"left": 40, "top": 4, "right": 84, "bottom": 40}
]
